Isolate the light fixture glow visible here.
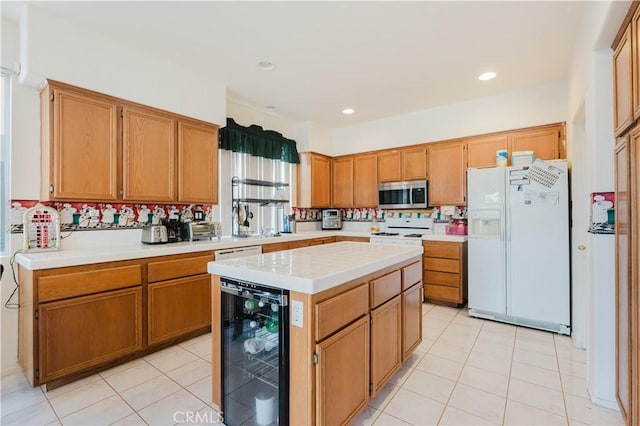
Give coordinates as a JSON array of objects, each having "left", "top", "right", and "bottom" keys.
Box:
[
  {"left": 257, "top": 60, "right": 274, "bottom": 71},
  {"left": 478, "top": 72, "right": 496, "bottom": 81},
  {"left": 342, "top": 108, "right": 355, "bottom": 115}
]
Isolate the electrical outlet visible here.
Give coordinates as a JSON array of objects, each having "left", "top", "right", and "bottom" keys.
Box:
[{"left": 291, "top": 300, "right": 303, "bottom": 328}]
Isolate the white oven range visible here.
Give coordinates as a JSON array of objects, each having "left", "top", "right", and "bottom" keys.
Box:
[{"left": 370, "top": 217, "right": 433, "bottom": 246}]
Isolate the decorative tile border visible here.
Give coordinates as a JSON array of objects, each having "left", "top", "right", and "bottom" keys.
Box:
[{"left": 10, "top": 200, "right": 214, "bottom": 233}]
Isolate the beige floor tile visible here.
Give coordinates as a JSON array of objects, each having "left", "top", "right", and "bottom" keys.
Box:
[
  {"left": 0, "top": 385, "right": 46, "bottom": 417},
  {"left": 466, "top": 350, "right": 512, "bottom": 376},
  {"left": 504, "top": 399, "right": 568, "bottom": 425},
  {"left": 514, "top": 339, "right": 557, "bottom": 358},
  {"left": 0, "top": 371, "right": 31, "bottom": 396},
  {"left": 443, "top": 322, "right": 482, "bottom": 338},
  {"left": 415, "top": 353, "right": 464, "bottom": 381},
  {"left": 401, "top": 369, "right": 455, "bottom": 403},
  {"left": 137, "top": 389, "right": 207, "bottom": 426},
  {"left": 508, "top": 377, "right": 566, "bottom": 416},
  {"left": 182, "top": 337, "right": 213, "bottom": 359},
  {"left": 119, "top": 375, "right": 181, "bottom": 411},
  {"left": 564, "top": 394, "right": 625, "bottom": 426},
  {"left": 109, "top": 413, "right": 147, "bottom": 425},
  {"left": 516, "top": 327, "right": 556, "bottom": 344},
  {"left": 144, "top": 346, "right": 200, "bottom": 373},
  {"left": 556, "top": 346, "right": 587, "bottom": 364},
  {"left": 438, "top": 405, "right": 497, "bottom": 425},
  {"left": 48, "top": 379, "right": 115, "bottom": 418},
  {"left": 42, "top": 374, "right": 102, "bottom": 399},
  {"left": 425, "top": 306, "right": 459, "bottom": 322},
  {"left": 201, "top": 352, "right": 212, "bottom": 363},
  {"left": 0, "top": 399, "right": 58, "bottom": 426},
  {"left": 561, "top": 374, "right": 590, "bottom": 400},
  {"left": 186, "top": 375, "right": 213, "bottom": 404},
  {"left": 482, "top": 320, "right": 518, "bottom": 335},
  {"left": 60, "top": 395, "right": 133, "bottom": 426},
  {"left": 372, "top": 412, "right": 411, "bottom": 425},
  {"left": 513, "top": 347, "right": 559, "bottom": 371},
  {"left": 423, "top": 318, "right": 449, "bottom": 340},
  {"left": 99, "top": 358, "right": 146, "bottom": 379},
  {"left": 351, "top": 406, "right": 381, "bottom": 426},
  {"left": 559, "top": 360, "right": 587, "bottom": 379},
  {"left": 415, "top": 337, "right": 436, "bottom": 353},
  {"left": 103, "top": 362, "right": 161, "bottom": 393},
  {"left": 387, "top": 366, "right": 413, "bottom": 386},
  {"left": 437, "top": 332, "right": 478, "bottom": 349},
  {"left": 428, "top": 340, "right": 471, "bottom": 364},
  {"left": 510, "top": 361, "right": 562, "bottom": 391},
  {"left": 165, "top": 358, "right": 212, "bottom": 388},
  {"left": 473, "top": 338, "right": 515, "bottom": 359},
  {"left": 458, "top": 365, "right": 509, "bottom": 397},
  {"left": 383, "top": 388, "right": 445, "bottom": 425},
  {"left": 368, "top": 383, "right": 399, "bottom": 410},
  {"left": 402, "top": 350, "right": 426, "bottom": 369},
  {"left": 448, "top": 383, "right": 506, "bottom": 424}
]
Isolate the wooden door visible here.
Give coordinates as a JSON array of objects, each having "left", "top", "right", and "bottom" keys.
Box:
[
  {"left": 378, "top": 151, "right": 402, "bottom": 182},
  {"left": 467, "top": 135, "right": 508, "bottom": 168},
  {"left": 332, "top": 157, "right": 354, "bottom": 207},
  {"left": 38, "top": 287, "right": 142, "bottom": 382},
  {"left": 148, "top": 274, "right": 211, "bottom": 345},
  {"left": 370, "top": 295, "right": 402, "bottom": 396},
  {"left": 510, "top": 126, "right": 562, "bottom": 161},
  {"left": 46, "top": 85, "right": 119, "bottom": 200},
  {"left": 316, "top": 316, "right": 369, "bottom": 425},
  {"left": 354, "top": 154, "right": 378, "bottom": 207},
  {"left": 615, "top": 136, "right": 632, "bottom": 425},
  {"left": 428, "top": 142, "right": 466, "bottom": 205},
  {"left": 402, "top": 283, "right": 422, "bottom": 360},
  {"left": 615, "top": 24, "right": 634, "bottom": 136},
  {"left": 122, "top": 106, "right": 176, "bottom": 202},
  {"left": 177, "top": 120, "right": 218, "bottom": 204},
  {"left": 401, "top": 147, "right": 427, "bottom": 180}
]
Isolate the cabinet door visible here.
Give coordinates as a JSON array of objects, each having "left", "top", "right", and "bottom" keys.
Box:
[
  {"left": 467, "top": 135, "right": 508, "bottom": 168},
  {"left": 633, "top": 9, "right": 640, "bottom": 120},
  {"left": 370, "top": 295, "right": 402, "bottom": 396},
  {"left": 402, "top": 283, "right": 422, "bottom": 360},
  {"left": 178, "top": 120, "right": 218, "bottom": 204},
  {"left": 631, "top": 134, "right": 640, "bottom": 426},
  {"left": 401, "top": 147, "right": 427, "bottom": 180},
  {"left": 332, "top": 157, "right": 354, "bottom": 207},
  {"left": 298, "top": 153, "right": 331, "bottom": 208},
  {"left": 615, "top": 24, "right": 634, "bottom": 136},
  {"left": 39, "top": 287, "right": 143, "bottom": 382},
  {"left": 122, "top": 106, "right": 176, "bottom": 202},
  {"left": 316, "top": 316, "right": 369, "bottom": 426},
  {"left": 46, "top": 86, "right": 119, "bottom": 200},
  {"left": 354, "top": 154, "right": 378, "bottom": 207},
  {"left": 510, "top": 126, "right": 562, "bottom": 161},
  {"left": 428, "top": 142, "right": 466, "bottom": 205},
  {"left": 378, "top": 151, "right": 402, "bottom": 182},
  {"left": 148, "top": 274, "right": 211, "bottom": 345}
]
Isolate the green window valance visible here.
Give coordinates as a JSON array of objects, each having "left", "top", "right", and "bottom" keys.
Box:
[{"left": 219, "top": 118, "right": 300, "bottom": 164}]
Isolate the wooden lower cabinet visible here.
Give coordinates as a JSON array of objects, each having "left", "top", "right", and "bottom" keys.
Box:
[
  {"left": 39, "top": 287, "right": 143, "bottom": 383},
  {"left": 370, "top": 295, "right": 402, "bottom": 396},
  {"left": 402, "top": 283, "right": 423, "bottom": 360},
  {"left": 423, "top": 240, "right": 467, "bottom": 306},
  {"left": 148, "top": 274, "right": 211, "bottom": 345},
  {"left": 315, "top": 316, "right": 370, "bottom": 425}
]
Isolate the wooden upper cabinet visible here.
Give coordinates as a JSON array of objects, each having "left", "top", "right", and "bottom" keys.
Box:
[
  {"left": 122, "top": 106, "right": 176, "bottom": 202},
  {"left": 615, "top": 24, "right": 634, "bottom": 136},
  {"left": 177, "top": 120, "right": 219, "bottom": 204},
  {"left": 378, "top": 151, "right": 402, "bottom": 182},
  {"left": 633, "top": 9, "right": 640, "bottom": 120},
  {"left": 353, "top": 154, "right": 378, "bottom": 207},
  {"left": 40, "top": 83, "right": 119, "bottom": 201},
  {"left": 467, "top": 135, "right": 508, "bottom": 168},
  {"left": 428, "top": 142, "right": 466, "bottom": 206},
  {"left": 297, "top": 152, "right": 331, "bottom": 208},
  {"left": 510, "top": 125, "right": 563, "bottom": 161},
  {"left": 332, "top": 156, "right": 354, "bottom": 207}
]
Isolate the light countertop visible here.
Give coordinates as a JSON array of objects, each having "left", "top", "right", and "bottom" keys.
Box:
[{"left": 207, "top": 241, "right": 423, "bottom": 294}]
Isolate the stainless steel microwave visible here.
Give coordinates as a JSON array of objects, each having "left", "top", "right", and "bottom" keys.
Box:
[{"left": 378, "top": 180, "right": 429, "bottom": 209}]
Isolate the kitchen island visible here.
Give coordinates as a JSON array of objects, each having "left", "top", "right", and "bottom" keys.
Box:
[{"left": 208, "top": 241, "right": 423, "bottom": 425}]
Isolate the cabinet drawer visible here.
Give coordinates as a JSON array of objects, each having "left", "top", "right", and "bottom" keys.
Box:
[
  {"left": 424, "top": 258, "right": 460, "bottom": 274},
  {"left": 316, "top": 284, "right": 369, "bottom": 341},
  {"left": 370, "top": 270, "right": 401, "bottom": 308},
  {"left": 262, "top": 242, "right": 289, "bottom": 253},
  {"left": 423, "top": 270, "right": 460, "bottom": 288},
  {"left": 148, "top": 254, "right": 212, "bottom": 283},
  {"left": 424, "top": 284, "right": 461, "bottom": 303},
  {"left": 402, "top": 261, "right": 422, "bottom": 290},
  {"left": 289, "top": 240, "right": 311, "bottom": 249},
  {"left": 38, "top": 265, "right": 142, "bottom": 302},
  {"left": 423, "top": 243, "right": 460, "bottom": 259}
]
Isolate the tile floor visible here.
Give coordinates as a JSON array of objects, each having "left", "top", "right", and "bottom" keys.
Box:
[{"left": 0, "top": 304, "right": 625, "bottom": 426}]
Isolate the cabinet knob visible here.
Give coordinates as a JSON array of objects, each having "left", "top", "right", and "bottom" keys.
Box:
[{"left": 578, "top": 245, "right": 586, "bottom": 251}]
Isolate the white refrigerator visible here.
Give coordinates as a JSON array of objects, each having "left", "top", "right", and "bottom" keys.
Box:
[{"left": 467, "top": 160, "right": 571, "bottom": 335}]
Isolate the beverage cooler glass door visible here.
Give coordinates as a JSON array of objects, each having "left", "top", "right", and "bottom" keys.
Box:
[{"left": 220, "top": 279, "right": 289, "bottom": 426}]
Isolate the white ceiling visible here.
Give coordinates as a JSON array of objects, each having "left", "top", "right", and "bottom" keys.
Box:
[{"left": 10, "top": 1, "right": 585, "bottom": 128}]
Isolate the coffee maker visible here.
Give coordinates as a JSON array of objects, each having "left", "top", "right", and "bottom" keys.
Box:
[{"left": 161, "top": 218, "right": 183, "bottom": 243}]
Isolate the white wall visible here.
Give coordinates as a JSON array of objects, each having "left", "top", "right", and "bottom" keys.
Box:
[{"left": 331, "top": 80, "right": 568, "bottom": 155}]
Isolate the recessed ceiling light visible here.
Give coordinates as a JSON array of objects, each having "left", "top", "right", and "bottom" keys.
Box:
[
  {"left": 257, "top": 60, "right": 274, "bottom": 71},
  {"left": 342, "top": 108, "right": 355, "bottom": 115},
  {"left": 266, "top": 105, "right": 277, "bottom": 110},
  {"left": 478, "top": 72, "right": 496, "bottom": 81}
]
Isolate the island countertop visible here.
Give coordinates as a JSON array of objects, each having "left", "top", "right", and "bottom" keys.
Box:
[{"left": 207, "top": 241, "right": 423, "bottom": 294}]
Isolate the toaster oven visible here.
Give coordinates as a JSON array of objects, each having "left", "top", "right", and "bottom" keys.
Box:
[
  {"left": 322, "top": 209, "right": 342, "bottom": 230},
  {"left": 182, "top": 222, "right": 220, "bottom": 241}
]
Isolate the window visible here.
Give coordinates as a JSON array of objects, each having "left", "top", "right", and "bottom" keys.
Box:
[{"left": 0, "top": 68, "right": 11, "bottom": 254}]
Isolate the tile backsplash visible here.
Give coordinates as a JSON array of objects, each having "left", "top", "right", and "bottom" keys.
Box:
[
  {"left": 292, "top": 207, "right": 438, "bottom": 222},
  {"left": 10, "top": 200, "right": 214, "bottom": 233}
]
